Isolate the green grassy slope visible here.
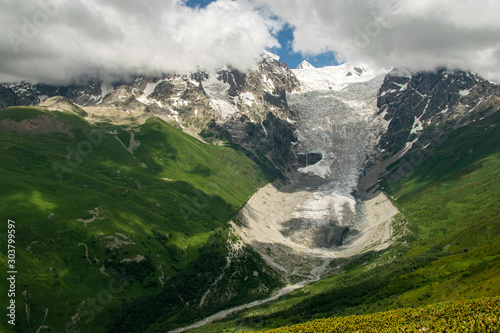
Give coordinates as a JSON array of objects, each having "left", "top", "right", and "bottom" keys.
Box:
[
  {"left": 253, "top": 297, "right": 500, "bottom": 333},
  {"left": 192, "top": 111, "right": 500, "bottom": 332},
  {"left": 0, "top": 106, "right": 272, "bottom": 332}
]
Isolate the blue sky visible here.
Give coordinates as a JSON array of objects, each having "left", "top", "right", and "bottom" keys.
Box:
[
  {"left": 268, "top": 24, "right": 339, "bottom": 69},
  {"left": 185, "top": 0, "right": 217, "bottom": 9},
  {"left": 184, "top": 0, "right": 338, "bottom": 69}
]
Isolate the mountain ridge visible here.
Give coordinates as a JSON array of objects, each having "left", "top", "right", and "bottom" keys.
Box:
[{"left": 0, "top": 55, "right": 499, "bottom": 332}]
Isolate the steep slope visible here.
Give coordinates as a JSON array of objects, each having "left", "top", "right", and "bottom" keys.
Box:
[
  {"left": 295, "top": 60, "right": 314, "bottom": 70},
  {"left": 0, "top": 106, "right": 280, "bottom": 332},
  {"left": 378, "top": 68, "right": 498, "bottom": 156}
]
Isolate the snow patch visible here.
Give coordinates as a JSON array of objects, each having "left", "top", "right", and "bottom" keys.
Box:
[
  {"left": 38, "top": 95, "right": 49, "bottom": 103},
  {"left": 410, "top": 117, "right": 423, "bottom": 135},
  {"left": 459, "top": 89, "right": 471, "bottom": 96},
  {"left": 203, "top": 74, "right": 238, "bottom": 119},
  {"left": 262, "top": 51, "right": 280, "bottom": 62},
  {"left": 239, "top": 92, "right": 256, "bottom": 106},
  {"left": 261, "top": 122, "right": 268, "bottom": 136},
  {"left": 172, "top": 98, "right": 189, "bottom": 107},
  {"left": 209, "top": 99, "right": 237, "bottom": 118},
  {"left": 100, "top": 82, "right": 113, "bottom": 102},
  {"left": 394, "top": 82, "right": 408, "bottom": 91},
  {"left": 261, "top": 74, "right": 276, "bottom": 93},
  {"left": 137, "top": 81, "right": 160, "bottom": 104},
  {"left": 400, "top": 136, "right": 419, "bottom": 155},
  {"left": 297, "top": 159, "right": 331, "bottom": 178},
  {"left": 380, "top": 89, "right": 397, "bottom": 97},
  {"left": 440, "top": 107, "right": 449, "bottom": 114}
]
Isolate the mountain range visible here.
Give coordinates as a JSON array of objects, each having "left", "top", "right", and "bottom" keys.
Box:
[{"left": 0, "top": 52, "right": 499, "bottom": 332}]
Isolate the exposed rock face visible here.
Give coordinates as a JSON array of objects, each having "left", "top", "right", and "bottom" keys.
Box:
[
  {"left": 38, "top": 81, "right": 104, "bottom": 106},
  {"left": 0, "top": 85, "right": 21, "bottom": 109},
  {"left": 0, "top": 81, "right": 104, "bottom": 107},
  {"left": 378, "top": 69, "right": 499, "bottom": 156},
  {"left": 0, "top": 82, "right": 42, "bottom": 107},
  {"left": 297, "top": 152, "right": 323, "bottom": 168},
  {"left": 205, "top": 53, "right": 300, "bottom": 166}
]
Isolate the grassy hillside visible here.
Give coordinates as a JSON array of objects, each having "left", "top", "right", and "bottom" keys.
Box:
[
  {"left": 191, "top": 111, "right": 500, "bottom": 332},
  {"left": 0, "top": 106, "right": 274, "bottom": 332},
  {"left": 253, "top": 297, "right": 500, "bottom": 333}
]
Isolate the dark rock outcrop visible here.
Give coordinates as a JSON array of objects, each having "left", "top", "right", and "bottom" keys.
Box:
[{"left": 377, "top": 69, "right": 498, "bottom": 155}]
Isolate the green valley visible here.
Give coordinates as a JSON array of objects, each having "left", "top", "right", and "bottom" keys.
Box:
[
  {"left": 0, "top": 62, "right": 498, "bottom": 333},
  {"left": 1, "top": 2, "right": 500, "bottom": 332},
  {"left": 0, "top": 106, "right": 277, "bottom": 332},
  {"left": 188, "top": 109, "right": 500, "bottom": 332}
]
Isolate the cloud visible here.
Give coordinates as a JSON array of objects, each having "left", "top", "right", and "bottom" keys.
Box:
[
  {"left": 0, "top": 0, "right": 279, "bottom": 84},
  {"left": 1, "top": 0, "right": 500, "bottom": 84},
  {"left": 255, "top": 0, "right": 500, "bottom": 82}
]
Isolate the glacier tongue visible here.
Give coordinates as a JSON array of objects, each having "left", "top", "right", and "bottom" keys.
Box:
[
  {"left": 233, "top": 64, "right": 400, "bottom": 281},
  {"left": 289, "top": 65, "right": 388, "bottom": 223},
  {"left": 287, "top": 65, "right": 386, "bottom": 233}
]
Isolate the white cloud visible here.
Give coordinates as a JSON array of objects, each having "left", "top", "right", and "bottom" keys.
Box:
[
  {"left": 1, "top": 0, "right": 500, "bottom": 84},
  {"left": 255, "top": 0, "right": 500, "bottom": 82},
  {"left": 0, "top": 0, "right": 279, "bottom": 84}
]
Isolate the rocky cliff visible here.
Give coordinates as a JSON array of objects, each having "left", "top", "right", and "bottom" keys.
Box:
[{"left": 378, "top": 68, "right": 499, "bottom": 156}]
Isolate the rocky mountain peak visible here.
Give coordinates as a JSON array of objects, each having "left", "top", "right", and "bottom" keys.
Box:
[
  {"left": 378, "top": 68, "right": 499, "bottom": 155},
  {"left": 261, "top": 51, "right": 281, "bottom": 63}
]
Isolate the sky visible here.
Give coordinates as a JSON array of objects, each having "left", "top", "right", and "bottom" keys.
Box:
[
  {"left": 0, "top": 0, "right": 499, "bottom": 84},
  {"left": 185, "top": 0, "right": 338, "bottom": 68}
]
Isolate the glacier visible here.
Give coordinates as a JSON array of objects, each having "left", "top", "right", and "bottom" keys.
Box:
[{"left": 232, "top": 63, "right": 401, "bottom": 281}]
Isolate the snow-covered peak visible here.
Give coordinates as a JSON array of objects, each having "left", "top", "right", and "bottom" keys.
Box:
[
  {"left": 296, "top": 60, "right": 315, "bottom": 70},
  {"left": 262, "top": 51, "right": 280, "bottom": 62},
  {"left": 292, "top": 62, "right": 388, "bottom": 92}
]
